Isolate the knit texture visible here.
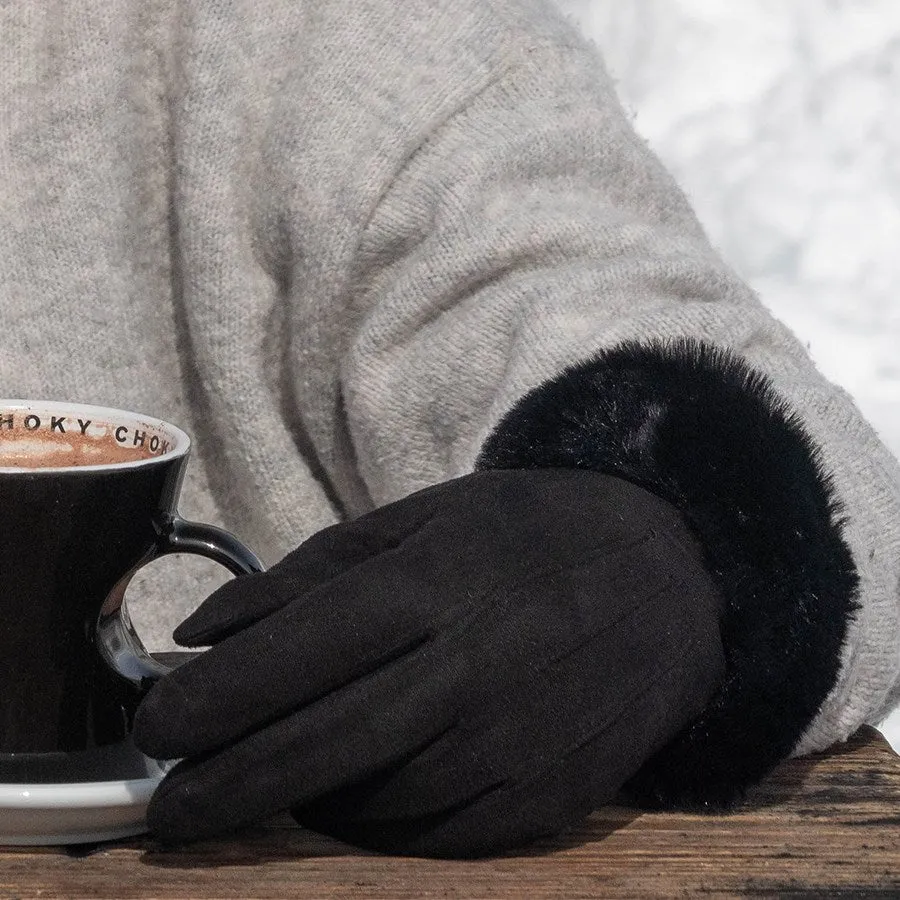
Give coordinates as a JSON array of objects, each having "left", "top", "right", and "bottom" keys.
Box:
[{"left": 1, "top": 0, "right": 898, "bottom": 757}]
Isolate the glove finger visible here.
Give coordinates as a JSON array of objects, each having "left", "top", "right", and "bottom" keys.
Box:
[
  {"left": 134, "top": 547, "right": 480, "bottom": 761},
  {"left": 175, "top": 466, "right": 655, "bottom": 648},
  {"left": 174, "top": 491, "right": 445, "bottom": 647},
  {"left": 172, "top": 570, "right": 280, "bottom": 648},
  {"left": 299, "top": 632, "right": 724, "bottom": 859},
  {"left": 295, "top": 561, "right": 724, "bottom": 825},
  {"left": 144, "top": 636, "right": 463, "bottom": 844},
  {"left": 298, "top": 719, "right": 610, "bottom": 859}
]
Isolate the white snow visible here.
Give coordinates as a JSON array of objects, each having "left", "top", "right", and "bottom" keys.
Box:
[{"left": 554, "top": 0, "right": 900, "bottom": 750}]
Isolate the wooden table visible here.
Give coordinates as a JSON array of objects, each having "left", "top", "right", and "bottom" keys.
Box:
[{"left": 1, "top": 726, "right": 897, "bottom": 899}]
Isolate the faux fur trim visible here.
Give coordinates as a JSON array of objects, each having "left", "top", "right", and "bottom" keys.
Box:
[{"left": 476, "top": 338, "right": 859, "bottom": 811}]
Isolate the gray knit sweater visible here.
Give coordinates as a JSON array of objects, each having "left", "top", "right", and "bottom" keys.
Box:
[{"left": 1, "top": 0, "right": 898, "bottom": 773}]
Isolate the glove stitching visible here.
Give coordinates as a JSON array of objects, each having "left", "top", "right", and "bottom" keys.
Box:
[
  {"left": 496, "top": 652, "right": 710, "bottom": 795},
  {"left": 444, "top": 576, "right": 712, "bottom": 780}
]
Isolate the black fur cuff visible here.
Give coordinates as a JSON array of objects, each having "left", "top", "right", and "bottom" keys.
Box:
[{"left": 476, "top": 338, "right": 859, "bottom": 810}]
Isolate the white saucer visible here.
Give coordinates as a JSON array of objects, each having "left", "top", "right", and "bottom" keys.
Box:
[{"left": 0, "top": 760, "right": 169, "bottom": 845}]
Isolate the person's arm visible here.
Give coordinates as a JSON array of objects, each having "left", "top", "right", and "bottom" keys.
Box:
[
  {"left": 134, "top": 0, "right": 900, "bottom": 854},
  {"left": 336, "top": 11, "right": 900, "bottom": 792}
]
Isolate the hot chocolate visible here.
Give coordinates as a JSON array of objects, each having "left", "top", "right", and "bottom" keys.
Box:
[
  {"left": 0, "top": 433, "right": 156, "bottom": 468},
  {"left": 0, "top": 409, "right": 174, "bottom": 468}
]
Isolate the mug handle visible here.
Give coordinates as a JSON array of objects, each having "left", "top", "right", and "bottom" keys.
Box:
[{"left": 97, "top": 515, "right": 265, "bottom": 688}]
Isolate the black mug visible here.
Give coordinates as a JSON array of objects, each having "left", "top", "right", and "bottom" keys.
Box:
[{"left": 0, "top": 400, "right": 263, "bottom": 782}]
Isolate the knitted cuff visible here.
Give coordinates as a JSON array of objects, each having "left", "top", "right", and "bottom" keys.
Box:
[{"left": 475, "top": 338, "right": 860, "bottom": 810}]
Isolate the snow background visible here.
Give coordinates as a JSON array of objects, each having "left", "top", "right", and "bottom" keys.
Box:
[{"left": 552, "top": 0, "right": 900, "bottom": 751}]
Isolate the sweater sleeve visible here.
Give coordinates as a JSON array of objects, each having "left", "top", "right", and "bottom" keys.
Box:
[{"left": 337, "top": 30, "right": 900, "bottom": 806}]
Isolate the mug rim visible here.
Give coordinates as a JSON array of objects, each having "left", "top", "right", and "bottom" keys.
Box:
[{"left": 0, "top": 399, "right": 191, "bottom": 474}]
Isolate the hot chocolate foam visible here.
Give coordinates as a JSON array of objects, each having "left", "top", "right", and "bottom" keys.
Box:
[{"left": 0, "top": 408, "right": 177, "bottom": 469}]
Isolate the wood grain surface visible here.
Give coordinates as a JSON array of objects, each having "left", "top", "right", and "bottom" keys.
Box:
[{"left": 1, "top": 726, "right": 898, "bottom": 899}]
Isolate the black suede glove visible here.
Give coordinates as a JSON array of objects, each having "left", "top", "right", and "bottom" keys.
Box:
[{"left": 134, "top": 468, "right": 726, "bottom": 858}]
